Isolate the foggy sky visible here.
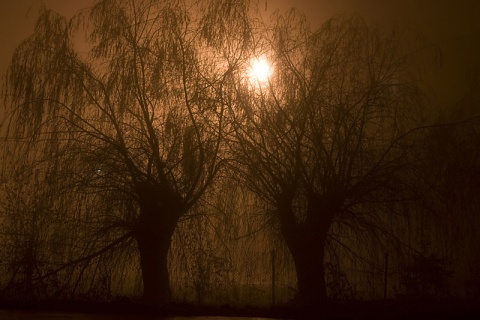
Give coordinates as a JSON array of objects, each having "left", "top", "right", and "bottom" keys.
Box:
[{"left": 1, "top": 0, "right": 479, "bottom": 106}]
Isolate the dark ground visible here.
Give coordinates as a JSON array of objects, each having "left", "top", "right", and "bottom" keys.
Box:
[{"left": 1, "top": 298, "right": 480, "bottom": 319}]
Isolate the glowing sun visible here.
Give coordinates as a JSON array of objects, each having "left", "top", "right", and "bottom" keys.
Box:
[{"left": 247, "top": 55, "right": 272, "bottom": 84}]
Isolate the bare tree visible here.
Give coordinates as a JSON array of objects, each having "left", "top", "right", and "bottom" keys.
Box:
[
  {"left": 1, "top": 0, "right": 247, "bottom": 304},
  {"left": 229, "top": 13, "right": 422, "bottom": 305}
]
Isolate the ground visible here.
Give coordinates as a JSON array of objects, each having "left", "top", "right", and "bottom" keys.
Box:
[{"left": 1, "top": 298, "right": 480, "bottom": 319}]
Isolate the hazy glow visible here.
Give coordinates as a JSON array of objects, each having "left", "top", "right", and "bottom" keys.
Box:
[{"left": 247, "top": 56, "right": 272, "bottom": 84}]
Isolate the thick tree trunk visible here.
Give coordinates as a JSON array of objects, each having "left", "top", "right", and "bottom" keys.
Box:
[
  {"left": 135, "top": 221, "right": 176, "bottom": 305},
  {"left": 290, "top": 233, "right": 328, "bottom": 306},
  {"left": 277, "top": 192, "right": 335, "bottom": 306},
  {"left": 134, "top": 182, "right": 183, "bottom": 305}
]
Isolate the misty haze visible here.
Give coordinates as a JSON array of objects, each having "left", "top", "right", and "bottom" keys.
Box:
[{"left": 0, "top": 0, "right": 479, "bottom": 319}]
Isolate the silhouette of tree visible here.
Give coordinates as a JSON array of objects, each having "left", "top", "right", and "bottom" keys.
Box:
[
  {"left": 1, "top": 0, "right": 249, "bottom": 304},
  {"left": 229, "top": 13, "right": 423, "bottom": 306},
  {"left": 411, "top": 77, "right": 480, "bottom": 298}
]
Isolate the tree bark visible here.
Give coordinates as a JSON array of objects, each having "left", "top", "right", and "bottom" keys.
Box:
[
  {"left": 287, "top": 224, "right": 327, "bottom": 307},
  {"left": 134, "top": 182, "right": 183, "bottom": 305},
  {"left": 135, "top": 221, "right": 176, "bottom": 305},
  {"left": 277, "top": 192, "right": 335, "bottom": 306}
]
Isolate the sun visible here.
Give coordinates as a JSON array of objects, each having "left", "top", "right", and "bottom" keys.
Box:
[{"left": 247, "top": 55, "right": 273, "bottom": 85}]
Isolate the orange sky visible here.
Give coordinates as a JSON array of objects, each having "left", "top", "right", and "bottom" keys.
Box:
[{"left": 1, "top": 0, "right": 479, "bottom": 106}]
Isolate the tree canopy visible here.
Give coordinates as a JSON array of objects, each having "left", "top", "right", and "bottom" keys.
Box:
[{"left": 1, "top": 0, "right": 479, "bottom": 309}]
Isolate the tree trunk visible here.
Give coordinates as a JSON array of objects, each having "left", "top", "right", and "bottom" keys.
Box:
[
  {"left": 134, "top": 182, "right": 183, "bottom": 305},
  {"left": 277, "top": 192, "right": 335, "bottom": 306},
  {"left": 135, "top": 221, "right": 176, "bottom": 305},
  {"left": 290, "top": 234, "right": 327, "bottom": 306}
]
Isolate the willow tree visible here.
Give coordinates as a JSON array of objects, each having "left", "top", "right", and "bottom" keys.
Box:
[
  {"left": 230, "top": 13, "right": 421, "bottom": 305},
  {"left": 2, "top": 0, "right": 250, "bottom": 304}
]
